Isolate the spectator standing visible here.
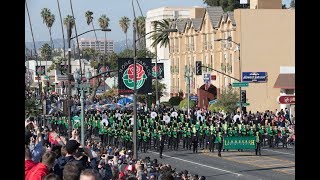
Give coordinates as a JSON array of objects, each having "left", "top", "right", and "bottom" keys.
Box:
[{"left": 25, "top": 151, "right": 57, "bottom": 180}]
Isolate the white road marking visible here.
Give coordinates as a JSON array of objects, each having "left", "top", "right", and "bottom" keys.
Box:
[
  {"left": 149, "top": 151, "right": 242, "bottom": 177},
  {"left": 262, "top": 149, "right": 295, "bottom": 156}
]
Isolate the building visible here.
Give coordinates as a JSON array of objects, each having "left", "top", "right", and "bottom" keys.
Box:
[
  {"left": 168, "top": 0, "right": 295, "bottom": 112},
  {"left": 78, "top": 38, "right": 114, "bottom": 53},
  {"left": 26, "top": 59, "right": 96, "bottom": 95},
  {"left": 145, "top": 6, "right": 205, "bottom": 102}
]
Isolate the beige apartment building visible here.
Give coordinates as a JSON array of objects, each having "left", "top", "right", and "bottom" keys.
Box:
[{"left": 168, "top": 0, "right": 295, "bottom": 112}]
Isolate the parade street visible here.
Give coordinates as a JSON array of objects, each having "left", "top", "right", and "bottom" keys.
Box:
[{"left": 140, "top": 146, "right": 295, "bottom": 180}]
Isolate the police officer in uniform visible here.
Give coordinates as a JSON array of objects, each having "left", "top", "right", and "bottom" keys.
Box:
[
  {"left": 255, "top": 131, "right": 262, "bottom": 155},
  {"left": 159, "top": 134, "right": 165, "bottom": 158}
]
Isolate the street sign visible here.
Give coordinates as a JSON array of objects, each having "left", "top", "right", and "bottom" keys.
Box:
[
  {"left": 209, "top": 100, "right": 217, "bottom": 105},
  {"left": 232, "top": 82, "right": 249, "bottom": 87},
  {"left": 190, "top": 96, "right": 198, "bottom": 101},
  {"left": 277, "top": 95, "right": 295, "bottom": 104},
  {"left": 236, "top": 102, "right": 250, "bottom": 107},
  {"left": 203, "top": 74, "right": 211, "bottom": 83},
  {"left": 242, "top": 72, "right": 267, "bottom": 82},
  {"left": 57, "top": 75, "right": 68, "bottom": 81},
  {"left": 211, "top": 75, "right": 216, "bottom": 80}
]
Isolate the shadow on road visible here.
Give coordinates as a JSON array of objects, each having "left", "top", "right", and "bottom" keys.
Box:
[{"left": 237, "top": 165, "right": 295, "bottom": 173}]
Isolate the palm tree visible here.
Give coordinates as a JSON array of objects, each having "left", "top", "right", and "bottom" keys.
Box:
[
  {"left": 85, "top": 11, "right": 100, "bottom": 53},
  {"left": 149, "top": 19, "right": 172, "bottom": 48},
  {"left": 98, "top": 15, "right": 110, "bottom": 54},
  {"left": 26, "top": 0, "right": 41, "bottom": 98},
  {"left": 136, "top": 16, "right": 146, "bottom": 50},
  {"left": 63, "top": 15, "right": 75, "bottom": 75},
  {"left": 98, "top": 14, "right": 110, "bottom": 92},
  {"left": 119, "top": 16, "right": 131, "bottom": 49},
  {"left": 56, "top": 0, "right": 66, "bottom": 58},
  {"left": 40, "top": 8, "right": 55, "bottom": 49},
  {"left": 63, "top": 15, "right": 75, "bottom": 38},
  {"left": 40, "top": 43, "right": 52, "bottom": 74}
]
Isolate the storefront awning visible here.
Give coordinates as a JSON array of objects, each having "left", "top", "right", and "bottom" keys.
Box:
[{"left": 273, "top": 74, "right": 295, "bottom": 89}]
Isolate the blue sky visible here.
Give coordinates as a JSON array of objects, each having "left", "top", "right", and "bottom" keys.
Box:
[{"left": 25, "top": 0, "right": 292, "bottom": 42}]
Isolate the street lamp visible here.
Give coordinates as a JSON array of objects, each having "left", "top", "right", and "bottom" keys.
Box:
[
  {"left": 132, "top": 15, "right": 178, "bottom": 159},
  {"left": 66, "top": 26, "right": 111, "bottom": 138},
  {"left": 153, "top": 29, "right": 178, "bottom": 110},
  {"left": 184, "top": 65, "right": 194, "bottom": 115},
  {"left": 73, "top": 68, "right": 91, "bottom": 146},
  {"left": 215, "top": 36, "right": 242, "bottom": 114}
]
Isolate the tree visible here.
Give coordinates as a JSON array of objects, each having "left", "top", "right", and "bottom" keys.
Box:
[
  {"left": 119, "top": 16, "right": 131, "bottom": 49},
  {"left": 290, "top": 0, "right": 295, "bottom": 8},
  {"left": 282, "top": 4, "right": 287, "bottom": 9},
  {"left": 136, "top": 16, "right": 146, "bottom": 50},
  {"left": 151, "top": 81, "right": 166, "bottom": 104},
  {"left": 98, "top": 14, "right": 110, "bottom": 54},
  {"left": 47, "top": 56, "right": 67, "bottom": 73},
  {"left": 85, "top": 11, "right": 100, "bottom": 53},
  {"left": 203, "top": 0, "right": 244, "bottom": 12},
  {"left": 215, "top": 87, "right": 239, "bottom": 114},
  {"left": 40, "top": 8, "right": 55, "bottom": 49},
  {"left": 40, "top": 43, "right": 53, "bottom": 70},
  {"left": 117, "top": 48, "right": 156, "bottom": 59},
  {"left": 64, "top": 15, "right": 75, "bottom": 32},
  {"left": 149, "top": 19, "right": 172, "bottom": 48},
  {"left": 179, "top": 99, "right": 196, "bottom": 110},
  {"left": 56, "top": 0, "right": 66, "bottom": 58}
]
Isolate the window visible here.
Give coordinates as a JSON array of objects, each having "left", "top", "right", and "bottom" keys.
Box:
[
  {"left": 210, "top": 55, "right": 213, "bottom": 69},
  {"left": 177, "top": 78, "right": 180, "bottom": 90},
  {"left": 177, "top": 58, "right": 179, "bottom": 74},
  {"left": 173, "top": 78, "right": 175, "bottom": 90}
]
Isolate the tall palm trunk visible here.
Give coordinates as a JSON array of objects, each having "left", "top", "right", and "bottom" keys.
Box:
[
  {"left": 26, "top": 0, "right": 42, "bottom": 104},
  {"left": 56, "top": 0, "right": 66, "bottom": 59},
  {"left": 125, "top": 33, "right": 128, "bottom": 49},
  {"left": 69, "top": 0, "right": 83, "bottom": 78},
  {"left": 91, "top": 22, "right": 101, "bottom": 54},
  {"left": 47, "top": 27, "right": 54, "bottom": 70}
]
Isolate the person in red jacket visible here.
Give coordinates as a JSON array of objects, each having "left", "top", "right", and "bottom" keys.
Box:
[
  {"left": 25, "top": 151, "right": 57, "bottom": 180},
  {"left": 25, "top": 147, "right": 36, "bottom": 177}
]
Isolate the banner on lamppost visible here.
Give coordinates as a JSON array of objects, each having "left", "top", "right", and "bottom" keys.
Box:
[
  {"left": 36, "top": 66, "right": 46, "bottom": 76},
  {"left": 98, "top": 63, "right": 111, "bottom": 77},
  {"left": 118, "top": 58, "right": 152, "bottom": 95},
  {"left": 151, "top": 63, "right": 164, "bottom": 79},
  {"left": 60, "top": 65, "right": 69, "bottom": 75}
]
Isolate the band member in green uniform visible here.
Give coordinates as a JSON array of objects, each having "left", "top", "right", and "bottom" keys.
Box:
[
  {"left": 215, "top": 132, "right": 223, "bottom": 157},
  {"left": 186, "top": 128, "right": 192, "bottom": 150},
  {"left": 172, "top": 127, "right": 179, "bottom": 150}
]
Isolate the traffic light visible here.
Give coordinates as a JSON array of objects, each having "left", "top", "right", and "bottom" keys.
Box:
[
  {"left": 241, "top": 90, "right": 246, "bottom": 103},
  {"left": 195, "top": 61, "right": 202, "bottom": 75}
]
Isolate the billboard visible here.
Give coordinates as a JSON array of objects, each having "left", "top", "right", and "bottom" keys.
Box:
[{"left": 118, "top": 58, "right": 152, "bottom": 95}]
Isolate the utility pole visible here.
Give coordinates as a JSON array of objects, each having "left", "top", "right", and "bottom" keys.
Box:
[
  {"left": 67, "top": 21, "right": 72, "bottom": 138},
  {"left": 132, "top": 4, "right": 138, "bottom": 159}
]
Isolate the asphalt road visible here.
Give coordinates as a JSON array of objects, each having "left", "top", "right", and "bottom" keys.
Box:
[{"left": 138, "top": 145, "right": 295, "bottom": 180}]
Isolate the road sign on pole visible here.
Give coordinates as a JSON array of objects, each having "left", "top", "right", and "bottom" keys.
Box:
[
  {"left": 232, "top": 82, "right": 249, "bottom": 87},
  {"left": 236, "top": 102, "right": 250, "bottom": 107}
]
